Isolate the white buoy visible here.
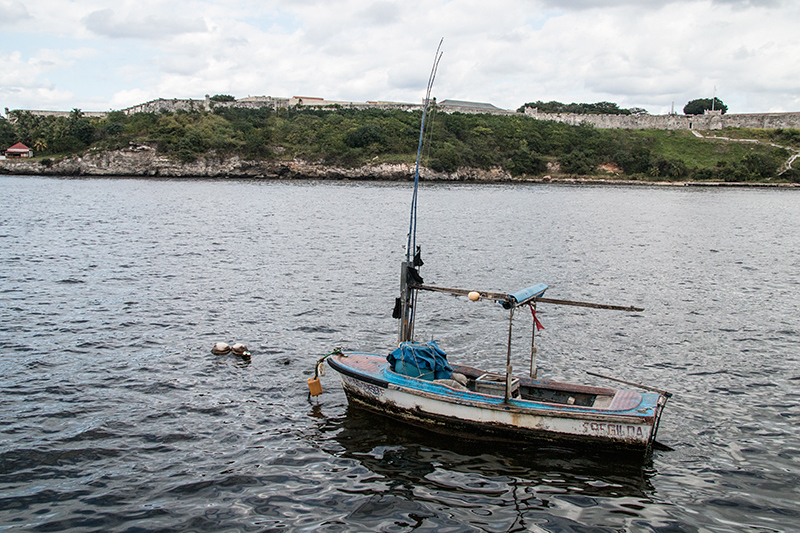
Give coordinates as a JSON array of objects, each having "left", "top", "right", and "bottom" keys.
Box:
[
  {"left": 468, "top": 291, "right": 481, "bottom": 301},
  {"left": 231, "top": 343, "right": 251, "bottom": 356},
  {"left": 211, "top": 342, "right": 231, "bottom": 355}
]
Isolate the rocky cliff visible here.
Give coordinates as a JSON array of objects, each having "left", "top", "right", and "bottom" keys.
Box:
[{"left": 0, "top": 144, "right": 513, "bottom": 181}]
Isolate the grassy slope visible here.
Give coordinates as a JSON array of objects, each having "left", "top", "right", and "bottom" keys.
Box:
[{"left": 635, "top": 129, "right": 784, "bottom": 170}]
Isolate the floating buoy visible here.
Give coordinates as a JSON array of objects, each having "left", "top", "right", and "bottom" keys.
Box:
[
  {"left": 211, "top": 342, "right": 231, "bottom": 355},
  {"left": 307, "top": 377, "right": 323, "bottom": 396},
  {"left": 307, "top": 348, "right": 342, "bottom": 397},
  {"left": 468, "top": 291, "right": 480, "bottom": 301},
  {"left": 231, "top": 343, "right": 251, "bottom": 356}
]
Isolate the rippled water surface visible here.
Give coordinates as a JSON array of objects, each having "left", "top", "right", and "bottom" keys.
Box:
[{"left": 1, "top": 176, "right": 799, "bottom": 532}]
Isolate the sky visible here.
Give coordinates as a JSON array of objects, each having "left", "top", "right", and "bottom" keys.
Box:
[{"left": 1, "top": 0, "right": 799, "bottom": 116}]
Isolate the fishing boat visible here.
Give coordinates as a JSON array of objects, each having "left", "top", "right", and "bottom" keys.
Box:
[{"left": 310, "top": 42, "right": 671, "bottom": 452}]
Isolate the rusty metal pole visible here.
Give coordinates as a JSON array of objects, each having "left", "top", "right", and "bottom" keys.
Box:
[
  {"left": 505, "top": 305, "right": 514, "bottom": 402},
  {"left": 530, "top": 303, "right": 537, "bottom": 379}
]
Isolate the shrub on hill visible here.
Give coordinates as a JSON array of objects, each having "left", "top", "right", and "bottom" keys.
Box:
[
  {"left": 684, "top": 98, "right": 728, "bottom": 115},
  {"left": 516, "top": 100, "right": 639, "bottom": 115},
  {"left": 1, "top": 105, "right": 786, "bottom": 181}
]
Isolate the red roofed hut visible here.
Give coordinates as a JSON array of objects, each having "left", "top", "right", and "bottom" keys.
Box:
[{"left": 5, "top": 142, "right": 33, "bottom": 158}]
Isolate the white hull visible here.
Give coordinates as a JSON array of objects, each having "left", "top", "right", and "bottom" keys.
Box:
[{"left": 336, "top": 370, "right": 661, "bottom": 449}]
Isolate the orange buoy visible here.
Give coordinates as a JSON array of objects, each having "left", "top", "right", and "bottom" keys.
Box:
[{"left": 307, "top": 377, "right": 323, "bottom": 396}]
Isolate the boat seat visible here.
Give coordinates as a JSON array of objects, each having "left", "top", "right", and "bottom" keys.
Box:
[
  {"left": 434, "top": 378, "right": 468, "bottom": 391},
  {"left": 451, "top": 372, "right": 468, "bottom": 387},
  {"left": 475, "top": 373, "right": 520, "bottom": 397}
]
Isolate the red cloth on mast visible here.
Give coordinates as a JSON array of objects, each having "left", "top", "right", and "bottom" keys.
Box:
[{"left": 529, "top": 303, "right": 545, "bottom": 331}]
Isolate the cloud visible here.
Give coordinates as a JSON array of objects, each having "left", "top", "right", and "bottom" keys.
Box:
[
  {"left": 0, "top": 0, "right": 31, "bottom": 27},
  {"left": 537, "top": 0, "right": 781, "bottom": 8},
  {"left": 108, "top": 88, "right": 159, "bottom": 109},
  {"left": 0, "top": 51, "right": 78, "bottom": 109},
  {"left": 83, "top": 7, "right": 208, "bottom": 40},
  {"left": 1, "top": 0, "right": 799, "bottom": 114},
  {"left": 357, "top": 1, "right": 401, "bottom": 26}
]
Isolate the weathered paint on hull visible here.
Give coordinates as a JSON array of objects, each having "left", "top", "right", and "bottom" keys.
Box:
[{"left": 330, "top": 354, "right": 666, "bottom": 450}]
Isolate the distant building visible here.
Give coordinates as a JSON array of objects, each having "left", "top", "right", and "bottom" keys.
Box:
[
  {"left": 4, "top": 142, "right": 33, "bottom": 158},
  {"left": 438, "top": 100, "right": 505, "bottom": 111},
  {"left": 4, "top": 109, "right": 107, "bottom": 120},
  {"left": 292, "top": 96, "right": 326, "bottom": 105}
]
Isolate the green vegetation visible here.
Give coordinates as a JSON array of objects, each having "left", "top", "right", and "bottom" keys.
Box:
[
  {"left": 2, "top": 105, "right": 796, "bottom": 182},
  {"left": 516, "top": 100, "right": 646, "bottom": 115},
  {"left": 684, "top": 97, "right": 728, "bottom": 115}
]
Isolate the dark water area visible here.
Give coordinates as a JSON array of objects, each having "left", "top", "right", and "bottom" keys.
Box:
[{"left": 1, "top": 176, "right": 799, "bottom": 532}]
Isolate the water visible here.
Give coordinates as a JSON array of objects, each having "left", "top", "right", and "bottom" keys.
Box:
[{"left": 1, "top": 176, "right": 799, "bottom": 532}]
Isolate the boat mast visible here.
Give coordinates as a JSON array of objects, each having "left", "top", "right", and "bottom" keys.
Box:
[{"left": 399, "top": 40, "right": 443, "bottom": 344}]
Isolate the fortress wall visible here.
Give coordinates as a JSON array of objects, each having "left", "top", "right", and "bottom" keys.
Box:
[
  {"left": 121, "top": 98, "right": 424, "bottom": 114},
  {"left": 122, "top": 98, "right": 209, "bottom": 115},
  {"left": 119, "top": 97, "right": 517, "bottom": 116},
  {"left": 438, "top": 105, "right": 516, "bottom": 116},
  {"left": 14, "top": 97, "right": 800, "bottom": 131},
  {"left": 523, "top": 108, "right": 800, "bottom": 130},
  {"left": 4, "top": 109, "right": 108, "bottom": 119}
]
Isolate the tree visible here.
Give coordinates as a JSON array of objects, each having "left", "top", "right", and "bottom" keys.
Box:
[
  {"left": 344, "top": 123, "right": 386, "bottom": 149},
  {"left": 429, "top": 142, "right": 462, "bottom": 173},
  {"left": 741, "top": 153, "right": 778, "bottom": 179},
  {"left": 210, "top": 94, "right": 235, "bottom": 102},
  {"left": 683, "top": 98, "right": 728, "bottom": 115},
  {"left": 517, "top": 100, "right": 636, "bottom": 115},
  {"left": 0, "top": 117, "right": 16, "bottom": 148}
]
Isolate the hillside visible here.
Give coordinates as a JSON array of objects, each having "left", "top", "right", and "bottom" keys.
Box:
[{"left": 2, "top": 107, "right": 799, "bottom": 183}]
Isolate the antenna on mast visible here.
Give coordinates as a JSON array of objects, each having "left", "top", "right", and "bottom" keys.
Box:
[
  {"left": 407, "top": 38, "right": 444, "bottom": 263},
  {"left": 399, "top": 39, "right": 443, "bottom": 344}
]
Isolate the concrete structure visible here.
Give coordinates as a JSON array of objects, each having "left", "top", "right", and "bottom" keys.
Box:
[
  {"left": 117, "top": 95, "right": 516, "bottom": 116},
  {"left": 6, "top": 94, "right": 800, "bottom": 131},
  {"left": 122, "top": 97, "right": 210, "bottom": 115},
  {"left": 4, "top": 108, "right": 107, "bottom": 120},
  {"left": 438, "top": 100, "right": 514, "bottom": 116},
  {"left": 523, "top": 107, "right": 800, "bottom": 131}
]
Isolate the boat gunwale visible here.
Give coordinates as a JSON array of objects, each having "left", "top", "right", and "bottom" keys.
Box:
[
  {"left": 386, "top": 382, "right": 655, "bottom": 424},
  {"left": 328, "top": 352, "right": 658, "bottom": 420}
]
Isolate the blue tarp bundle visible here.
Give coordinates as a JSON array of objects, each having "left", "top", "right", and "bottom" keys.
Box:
[
  {"left": 501, "top": 283, "right": 548, "bottom": 309},
  {"left": 388, "top": 340, "right": 453, "bottom": 381}
]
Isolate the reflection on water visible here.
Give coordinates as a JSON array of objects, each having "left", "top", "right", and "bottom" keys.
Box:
[{"left": 304, "top": 405, "right": 670, "bottom": 532}]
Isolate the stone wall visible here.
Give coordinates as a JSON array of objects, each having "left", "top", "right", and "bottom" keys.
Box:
[
  {"left": 122, "top": 97, "right": 211, "bottom": 115},
  {"left": 10, "top": 96, "right": 800, "bottom": 131},
  {"left": 523, "top": 107, "right": 800, "bottom": 130},
  {"left": 4, "top": 108, "right": 108, "bottom": 119},
  {"left": 119, "top": 95, "right": 518, "bottom": 116}
]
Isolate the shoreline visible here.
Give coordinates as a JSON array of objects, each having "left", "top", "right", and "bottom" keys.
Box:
[{"left": 1, "top": 148, "right": 797, "bottom": 188}]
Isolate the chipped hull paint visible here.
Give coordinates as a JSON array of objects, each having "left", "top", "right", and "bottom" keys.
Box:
[{"left": 329, "top": 353, "right": 667, "bottom": 450}]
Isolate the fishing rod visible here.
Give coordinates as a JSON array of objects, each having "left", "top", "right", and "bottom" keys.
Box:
[{"left": 407, "top": 38, "right": 443, "bottom": 264}]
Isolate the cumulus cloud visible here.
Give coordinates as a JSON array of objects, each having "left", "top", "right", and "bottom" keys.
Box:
[
  {"left": 357, "top": 1, "right": 401, "bottom": 25},
  {"left": 537, "top": 0, "right": 781, "bottom": 8},
  {"left": 0, "top": 51, "right": 79, "bottom": 109},
  {"left": 1, "top": 0, "right": 799, "bottom": 113},
  {"left": 0, "top": 0, "right": 31, "bottom": 27},
  {"left": 83, "top": 7, "right": 207, "bottom": 40}
]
